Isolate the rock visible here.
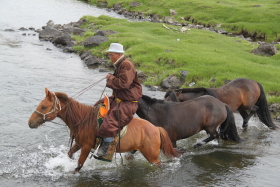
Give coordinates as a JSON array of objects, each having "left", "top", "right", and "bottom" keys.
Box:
[
  {"left": 84, "top": 55, "right": 100, "bottom": 66},
  {"left": 63, "top": 47, "right": 75, "bottom": 53},
  {"left": 161, "top": 75, "right": 181, "bottom": 89},
  {"left": 39, "top": 27, "right": 62, "bottom": 41},
  {"left": 80, "top": 51, "right": 92, "bottom": 60},
  {"left": 96, "top": 1, "right": 108, "bottom": 8},
  {"left": 113, "top": 3, "right": 122, "bottom": 10},
  {"left": 52, "top": 33, "right": 72, "bottom": 46},
  {"left": 99, "top": 68, "right": 110, "bottom": 72},
  {"left": 151, "top": 14, "right": 160, "bottom": 22},
  {"left": 269, "top": 103, "right": 280, "bottom": 113},
  {"left": 164, "top": 16, "right": 174, "bottom": 24},
  {"left": 5, "top": 29, "right": 15, "bottom": 32},
  {"left": 251, "top": 43, "right": 278, "bottom": 56},
  {"left": 94, "top": 30, "right": 118, "bottom": 36},
  {"left": 217, "top": 28, "right": 227, "bottom": 34},
  {"left": 64, "top": 27, "right": 86, "bottom": 35},
  {"left": 73, "top": 18, "right": 87, "bottom": 28},
  {"left": 179, "top": 70, "right": 189, "bottom": 83},
  {"left": 83, "top": 35, "right": 108, "bottom": 48},
  {"left": 170, "top": 9, "right": 177, "bottom": 16},
  {"left": 46, "top": 20, "right": 55, "bottom": 27},
  {"left": 137, "top": 71, "right": 147, "bottom": 79},
  {"left": 19, "top": 27, "right": 28, "bottom": 31},
  {"left": 130, "top": 2, "right": 142, "bottom": 7},
  {"left": 146, "top": 85, "right": 158, "bottom": 91}
]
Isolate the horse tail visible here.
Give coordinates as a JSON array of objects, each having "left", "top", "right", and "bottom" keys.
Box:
[
  {"left": 158, "top": 127, "right": 181, "bottom": 158},
  {"left": 219, "top": 105, "right": 242, "bottom": 142},
  {"left": 256, "top": 82, "right": 276, "bottom": 129}
]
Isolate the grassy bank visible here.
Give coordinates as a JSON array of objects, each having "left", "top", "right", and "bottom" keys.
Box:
[
  {"left": 84, "top": 0, "right": 280, "bottom": 42},
  {"left": 72, "top": 15, "right": 280, "bottom": 103}
]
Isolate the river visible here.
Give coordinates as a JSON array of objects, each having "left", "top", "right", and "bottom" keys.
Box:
[{"left": 1, "top": 0, "right": 280, "bottom": 186}]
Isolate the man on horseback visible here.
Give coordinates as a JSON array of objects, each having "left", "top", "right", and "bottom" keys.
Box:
[{"left": 95, "top": 43, "right": 142, "bottom": 158}]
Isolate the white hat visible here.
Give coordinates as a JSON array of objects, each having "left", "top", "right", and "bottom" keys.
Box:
[{"left": 107, "top": 43, "right": 125, "bottom": 53}]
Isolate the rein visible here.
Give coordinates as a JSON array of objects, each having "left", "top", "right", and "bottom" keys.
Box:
[{"left": 34, "top": 77, "right": 106, "bottom": 125}]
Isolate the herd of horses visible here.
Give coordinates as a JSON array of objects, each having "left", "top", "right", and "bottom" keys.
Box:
[{"left": 28, "top": 78, "right": 277, "bottom": 172}]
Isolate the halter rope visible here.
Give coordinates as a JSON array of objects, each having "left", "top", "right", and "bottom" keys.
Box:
[{"left": 34, "top": 93, "right": 61, "bottom": 122}]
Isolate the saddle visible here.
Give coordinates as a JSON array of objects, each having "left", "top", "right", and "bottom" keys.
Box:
[{"left": 93, "top": 94, "right": 127, "bottom": 162}]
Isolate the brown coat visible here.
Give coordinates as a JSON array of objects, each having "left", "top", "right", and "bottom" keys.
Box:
[{"left": 97, "top": 56, "right": 142, "bottom": 137}]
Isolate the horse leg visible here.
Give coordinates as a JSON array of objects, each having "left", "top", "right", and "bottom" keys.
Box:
[
  {"left": 194, "top": 131, "right": 219, "bottom": 148},
  {"left": 75, "top": 145, "right": 91, "bottom": 172},
  {"left": 141, "top": 144, "right": 161, "bottom": 166},
  {"left": 68, "top": 143, "right": 80, "bottom": 159},
  {"left": 124, "top": 150, "right": 137, "bottom": 160},
  {"left": 238, "top": 108, "right": 249, "bottom": 129},
  {"left": 139, "top": 136, "right": 161, "bottom": 166},
  {"left": 239, "top": 106, "right": 258, "bottom": 129}
]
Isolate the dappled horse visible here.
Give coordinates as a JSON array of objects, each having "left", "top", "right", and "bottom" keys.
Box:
[
  {"left": 164, "top": 78, "right": 276, "bottom": 129},
  {"left": 28, "top": 88, "right": 181, "bottom": 172},
  {"left": 137, "top": 94, "right": 241, "bottom": 148}
]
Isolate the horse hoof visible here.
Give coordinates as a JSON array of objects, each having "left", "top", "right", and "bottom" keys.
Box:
[
  {"left": 269, "top": 125, "right": 278, "bottom": 130},
  {"left": 124, "top": 153, "right": 135, "bottom": 160},
  {"left": 175, "top": 147, "right": 185, "bottom": 153},
  {"left": 68, "top": 152, "right": 73, "bottom": 159},
  {"left": 75, "top": 167, "right": 81, "bottom": 172},
  {"left": 193, "top": 143, "right": 202, "bottom": 148},
  {"left": 242, "top": 124, "right": 248, "bottom": 129}
]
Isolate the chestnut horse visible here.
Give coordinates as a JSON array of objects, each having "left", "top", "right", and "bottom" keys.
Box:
[
  {"left": 137, "top": 94, "right": 241, "bottom": 148},
  {"left": 28, "top": 88, "right": 181, "bottom": 172},
  {"left": 165, "top": 78, "right": 276, "bottom": 129}
]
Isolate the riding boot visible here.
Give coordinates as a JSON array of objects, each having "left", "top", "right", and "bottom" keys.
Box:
[
  {"left": 96, "top": 142, "right": 110, "bottom": 157},
  {"left": 96, "top": 139, "right": 112, "bottom": 157}
]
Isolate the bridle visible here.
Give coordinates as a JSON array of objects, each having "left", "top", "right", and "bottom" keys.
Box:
[{"left": 34, "top": 93, "right": 61, "bottom": 123}]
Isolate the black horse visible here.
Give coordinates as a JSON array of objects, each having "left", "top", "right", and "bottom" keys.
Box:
[
  {"left": 164, "top": 78, "right": 276, "bottom": 129},
  {"left": 137, "top": 94, "right": 241, "bottom": 148}
]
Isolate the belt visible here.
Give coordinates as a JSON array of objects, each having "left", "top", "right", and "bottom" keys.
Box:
[{"left": 115, "top": 98, "right": 138, "bottom": 103}]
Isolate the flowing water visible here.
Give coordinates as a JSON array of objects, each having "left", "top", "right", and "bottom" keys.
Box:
[{"left": 1, "top": 0, "right": 280, "bottom": 186}]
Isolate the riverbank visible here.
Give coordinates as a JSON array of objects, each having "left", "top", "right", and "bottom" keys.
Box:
[{"left": 83, "top": 0, "right": 280, "bottom": 43}]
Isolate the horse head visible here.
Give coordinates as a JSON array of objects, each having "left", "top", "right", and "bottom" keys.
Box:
[
  {"left": 164, "top": 90, "right": 181, "bottom": 102},
  {"left": 28, "top": 88, "right": 68, "bottom": 128}
]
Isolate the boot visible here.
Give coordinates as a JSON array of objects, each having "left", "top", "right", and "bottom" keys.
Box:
[{"left": 96, "top": 141, "right": 111, "bottom": 157}]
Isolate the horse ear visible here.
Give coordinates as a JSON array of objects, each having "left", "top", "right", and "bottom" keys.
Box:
[
  {"left": 177, "top": 90, "right": 182, "bottom": 96},
  {"left": 45, "top": 88, "right": 53, "bottom": 101}
]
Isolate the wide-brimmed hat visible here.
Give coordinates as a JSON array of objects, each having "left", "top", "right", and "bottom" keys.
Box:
[{"left": 107, "top": 43, "right": 125, "bottom": 53}]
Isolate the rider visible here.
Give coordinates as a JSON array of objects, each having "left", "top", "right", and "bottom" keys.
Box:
[{"left": 95, "top": 43, "right": 142, "bottom": 158}]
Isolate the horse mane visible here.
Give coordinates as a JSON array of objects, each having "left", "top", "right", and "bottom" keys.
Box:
[
  {"left": 176, "top": 87, "right": 217, "bottom": 97},
  {"left": 55, "top": 92, "right": 69, "bottom": 103},
  {"left": 164, "top": 90, "right": 173, "bottom": 99},
  {"left": 55, "top": 92, "right": 96, "bottom": 139},
  {"left": 142, "top": 95, "right": 165, "bottom": 105}
]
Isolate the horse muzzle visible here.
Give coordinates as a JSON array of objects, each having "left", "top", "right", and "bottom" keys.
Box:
[{"left": 28, "top": 119, "right": 44, "bottom": 129}]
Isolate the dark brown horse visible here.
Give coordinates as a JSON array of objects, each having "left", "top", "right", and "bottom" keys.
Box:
[
  {"left": 137, "top": 94, "right": 241, "bottom": 148},
  {"left": 165, "top": 78, "right": 276, "bottom": 129},
  {"left": 28, "top": 88, "right": 181, "bottom": 172}
]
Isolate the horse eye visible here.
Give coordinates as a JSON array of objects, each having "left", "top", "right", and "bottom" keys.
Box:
[{"left": 41, "top": 106, "right": 47, "bottom": 110}]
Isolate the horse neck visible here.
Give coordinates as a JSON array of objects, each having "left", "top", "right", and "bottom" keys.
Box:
[
  {"left": 59, "top": 98, "right": 96, "bottom": 132},
  {"left": 136, "top": 99, "right": 149, "bottom": 119},
  {"left": 206, "top": 88, "right": 217, "bottom": 97},
  {"left": 137, "top": 98, "right": 165, "bottom": 123}
]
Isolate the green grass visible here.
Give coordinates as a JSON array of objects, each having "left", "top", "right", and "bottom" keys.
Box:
[
  {"left": 85, "top": 0, "right": 280, "bottom": 42},
  {"left": 71, "top": 15, "right": 280, "bottom": 103}
]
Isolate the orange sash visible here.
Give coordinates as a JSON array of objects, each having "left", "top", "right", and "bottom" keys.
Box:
[{"left": 99, "top": 94, "right": 110, "bottom": 118}]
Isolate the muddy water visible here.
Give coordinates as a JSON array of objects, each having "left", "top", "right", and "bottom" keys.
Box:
[{"left": 1, "top": 0, "right": 280, "bottom": 186}]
